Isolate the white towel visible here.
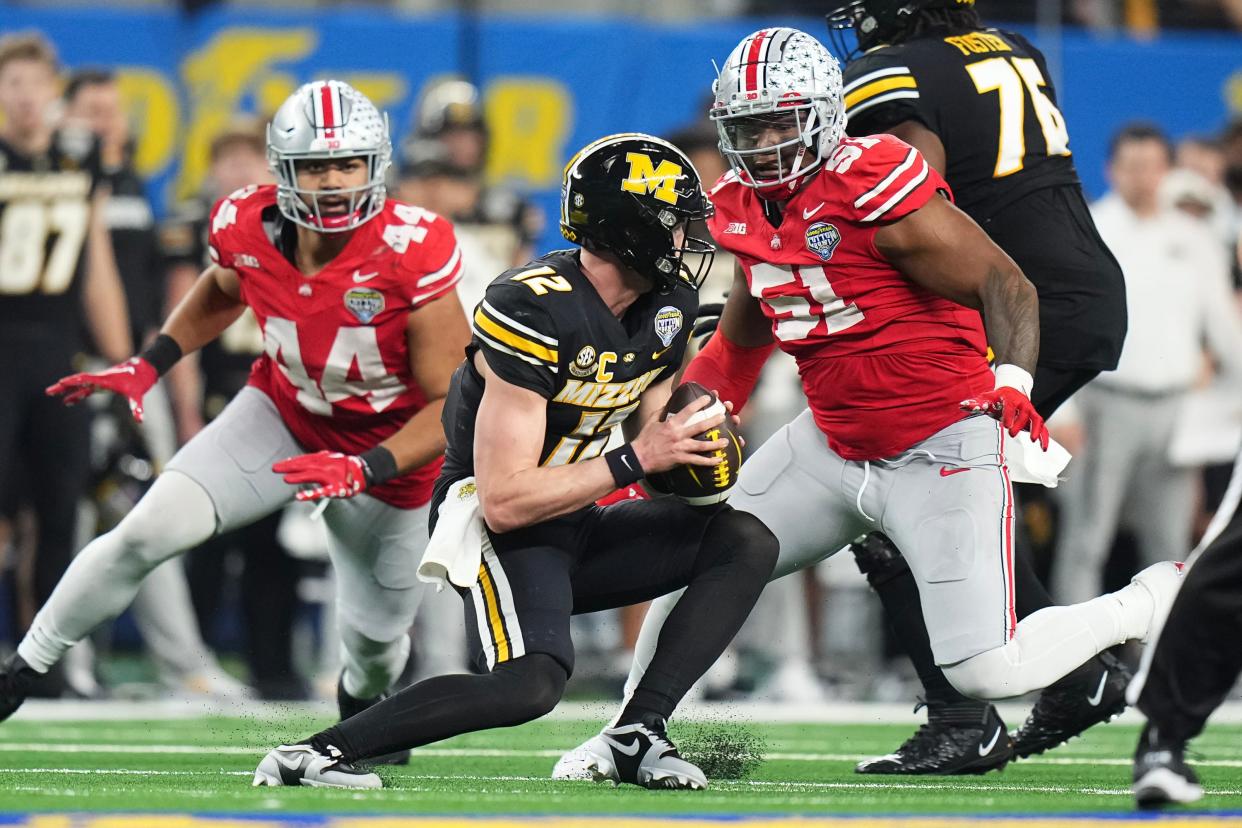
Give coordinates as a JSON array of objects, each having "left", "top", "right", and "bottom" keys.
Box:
[
  {"left": 418, "top": 477, "right": 485, "bottom": 591},
  {"left": 1005, "top": 433, "right": 1072, "bottom": 488}
]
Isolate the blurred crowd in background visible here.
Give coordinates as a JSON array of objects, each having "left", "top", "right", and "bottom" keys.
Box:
[{"left": 1, "top": 2, "right": 1241, "bottom": 708}]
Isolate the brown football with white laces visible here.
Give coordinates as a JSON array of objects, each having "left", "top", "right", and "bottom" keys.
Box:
[{"left": 645, "top": 381, "right": 743, "bottom": 505}]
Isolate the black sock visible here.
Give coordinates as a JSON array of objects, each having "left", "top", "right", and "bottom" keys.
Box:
[
  {"left": 852, "top": 533, "right": 984, "bottom": 713},
  {"left": 311, "top": 653, "right": 567, "bottom": 763},
  {"left": 619, "top": 510, "right": 778, "bottom": 725}
]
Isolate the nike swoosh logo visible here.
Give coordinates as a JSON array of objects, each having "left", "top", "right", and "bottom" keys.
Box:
[
  {"left": 802, "top": 203, "right": 826, "bottom": 220},
  {"left": 1087, "top": 671, "right": 1108, "bottom": 706},
  {"left": 653, "top": 347, "right": 672, "bottom": 360},
  {"left": 621, "top": 455, "right": 633, "bottom": 471},
  {"left": 273, "top": 751, "right": 310, "bottom": 785},
  {"left": 352, "top": 270, "right": 379, "bottom": 283},
  {"left": 601, "top": 734, "right": 642, "bottom": 757},
  {"left": 978, "top": 727, "right": 1002, "bottom": 756},
  {"left": 939, "top": 467, "right": 971, "bottom": 477}
]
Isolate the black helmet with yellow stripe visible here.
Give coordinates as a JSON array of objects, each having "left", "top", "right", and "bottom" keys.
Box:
[
  {"left": 826, "top": 0, "right": 978, "bottom": 58},
  {"left": 560, "top": 133, "right": 715, "bottom": 292}
]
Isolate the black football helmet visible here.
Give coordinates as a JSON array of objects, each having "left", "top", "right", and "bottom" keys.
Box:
[
  {"left": 826, "top": 0, "right": 976, "bottom": 58},
  {"left": 560, "top": 133, "right": 714, "bottom": 292}
]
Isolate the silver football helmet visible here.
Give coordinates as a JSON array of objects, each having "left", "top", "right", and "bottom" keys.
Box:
[
  {"left": 267, "top": 80, "right": 392, "bottom": 233},
  {"left": 711, "top": 28, "right": 846, "bottom": 195}
]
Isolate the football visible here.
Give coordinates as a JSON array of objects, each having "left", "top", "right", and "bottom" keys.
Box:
[{"left": 645, "top": 381, "right": 744, "bottom": 505}]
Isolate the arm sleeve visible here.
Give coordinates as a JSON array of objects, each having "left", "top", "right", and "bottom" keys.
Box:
[
  {"left": 401, "top": 215, "right": 464, "bottom": 307},
  {"left": 846, "top": 134, "right": 949, "bottom": 225},
  {"left": 472, "top": 282, "right": 560, "bottom": 399}
]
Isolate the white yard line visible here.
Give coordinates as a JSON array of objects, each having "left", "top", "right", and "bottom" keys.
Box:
[
  {"left": 5, "top": 742, "right": 1242, "bottom": 770},
  {"left": 10, "top": 768, "right": 1242, "bottom": 799}
]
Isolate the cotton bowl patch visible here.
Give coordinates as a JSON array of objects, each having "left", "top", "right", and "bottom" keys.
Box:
[
  {"left": 805, "top": 222, "right": 841, "bottom": 261},
  {"left": 344, "top": 287, "right": 384, "bottom": 323},
  {"left": 654, "top": 306, "right": 683, "bottom": 347}
]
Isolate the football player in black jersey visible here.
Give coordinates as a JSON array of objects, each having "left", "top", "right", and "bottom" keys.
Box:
[
  {"left": 0, "top": 33, "right": 130, "bottom": 648},
  {"left": 824, "top": 0, "right": 1129, "bottom": 774},
  {"left": 252, "top": 133, "right": 778, "bottom": 791}
]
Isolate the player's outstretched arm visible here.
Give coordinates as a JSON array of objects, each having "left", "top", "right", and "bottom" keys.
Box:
[
  {"left": 875, "top": 194, "right": 1047, "bottom": 446},
  {"left": 47, "top": 262, "right": 246, "bottom": 421},
  {"left": 473, "top": 357, "right": 728, "bottom": 534},
  {"left": 681, "top": 262, "right": 776, "bottom": 415}
]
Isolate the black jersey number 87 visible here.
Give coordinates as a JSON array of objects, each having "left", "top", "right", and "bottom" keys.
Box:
[{"left": 967, "top": 56, "right": 1071, "bottom": 178}]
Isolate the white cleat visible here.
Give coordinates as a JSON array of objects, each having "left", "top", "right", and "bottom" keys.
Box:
[
  {"left": 551, "top": 741, "right": 596, "bottom": 781},
  {"left": 253, "top": 744, "right": 382, "bottom": 789},
  {"left": 1130, "top": 561, "right": 1186, "bottom": 643},
  {"left": 579, "top": 720, "right": 707, "bottom": 790}
]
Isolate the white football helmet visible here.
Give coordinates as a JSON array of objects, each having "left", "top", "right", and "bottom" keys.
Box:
[
  {"left": 267, "top": 80, "right": 392, "bottom": 233},
  {"left": 711, "top": 28, "right": 846, "bottom": 195}
]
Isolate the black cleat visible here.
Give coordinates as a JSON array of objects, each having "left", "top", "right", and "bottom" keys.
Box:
[
  {"left": 1012, "top": 650, "right": 1132, "bottom": 760},
  {"left": 855, "top": 701, "right": 1012, "bottom": 775},
  {"left": 0, "top": 654, "right": 38, "bottom": 723},
  {"left": 1133, "top": 724, "right": 1203, "bottom": 809},
  {"left": 336, "top": 673, "right": 409, "bottom": 766}
]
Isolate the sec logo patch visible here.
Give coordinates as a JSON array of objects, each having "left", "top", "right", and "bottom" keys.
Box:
[{"left": 805, "top": 222, "right": 841, "bottom": 261}]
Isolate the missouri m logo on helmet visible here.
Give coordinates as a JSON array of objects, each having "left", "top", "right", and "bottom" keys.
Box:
[
  {"left": 559, "top": 133, "right": 714, "bottom": 291},
  {"left": 267, "top": 79, "right": 393, "bottom": 233},
  {"left": 620, "top": 152, "right": 684, "bottom": 205}
]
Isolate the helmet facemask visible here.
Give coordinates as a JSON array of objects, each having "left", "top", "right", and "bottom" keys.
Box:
[
  {"left": 267, "top": 80, "right": 393, "bottom": 234},
  {"left": 711, "top": 28, "right": 847, "bottom": 199},
  {"left": 560, "top": 133, "right": 716, "bottom": 293},
  {"left": 713, "top": 103, "right": 835, "bottom": 197}
]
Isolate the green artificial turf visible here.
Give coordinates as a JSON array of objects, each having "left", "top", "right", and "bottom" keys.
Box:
[{"left": 1, "top": 713, "right": 1240, "bottom": 818}]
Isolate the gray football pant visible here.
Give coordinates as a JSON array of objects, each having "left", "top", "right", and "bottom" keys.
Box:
[
  {"left": 618, "top": 410, "right": 1152, "bottom": 707},
  {"left": 1052, "top": 385, "right": 1195, "bottom": 605},
  {"left": 21, "top": 387, "right": 429, "bottom": 698}
]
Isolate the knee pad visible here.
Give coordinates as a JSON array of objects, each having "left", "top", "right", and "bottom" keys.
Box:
[
  {"left": 340, "top": 626, "right": 411, "bottom": 699},
  {"left": 115, "top": 471, "right": 216, "bottom": 568},
  {"left": 942, "top": 647, "right": 1018, "bottom": 701},
  {"left": 494, "top": 653, "right": 567, "bottom": 721},
  {"left": 851, "top": 531, "right": 911, "bottom": 588}
]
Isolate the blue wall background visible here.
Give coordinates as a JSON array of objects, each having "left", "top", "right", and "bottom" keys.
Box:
[{"left": 2, "top": 5, "right": 1239, "bottom": 251}]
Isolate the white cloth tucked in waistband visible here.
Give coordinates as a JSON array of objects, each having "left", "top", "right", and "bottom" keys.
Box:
[
  {"left": 418, "top": 477, "right": 485, "bottom": 591},
  {"left": 1005, "top": 433, "right": 1072, "bottom": 488}
]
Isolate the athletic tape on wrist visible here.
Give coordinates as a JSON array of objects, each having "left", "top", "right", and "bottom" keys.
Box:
[
  {"left": 605, "top": 444, "right": 645, "bottom": 488},
  {"left": 993, "top": 364, "right": 1034, "bottom": 398}
]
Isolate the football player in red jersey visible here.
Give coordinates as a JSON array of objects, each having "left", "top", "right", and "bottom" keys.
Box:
[
  {"left": 555, "top": 28, "right": 1183, "bottom": 779},
  {"left": 0, "top": 81, "right": 470, "bottom": 751}
]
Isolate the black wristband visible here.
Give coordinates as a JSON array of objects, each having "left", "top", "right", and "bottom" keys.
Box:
[
  {"left": 139, "top": 334, "right": 183, "bottom": 376},
  {"left": 604, "top": 443, "right": 645, "bottom": 488},
  {"left": 358, "top": 445, "right": 399, "bottom": 487}
]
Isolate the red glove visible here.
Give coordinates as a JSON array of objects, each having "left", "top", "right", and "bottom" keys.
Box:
[
  {"left": 961, "top": 387, "right": 1050, "bottom": 450},
  {"left": 46, "top": 357, "right": 159, "bottom": 422},
  {"left": 273, "top": 451, "right": 368, "bottom": 502}
]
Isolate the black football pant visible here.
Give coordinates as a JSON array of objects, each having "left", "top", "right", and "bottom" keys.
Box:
[
  {"left": 858, "top": 363, "right": 1100, "bottom": 709},
  {"left": 312, "top": 500, "right": 778, "bottom": 763},
  {"left": 1136, "top": 452, "right": 1242, "bottom": 743},
  {"left": 0, "top": 336, "right": 91, "bottom": 633}
]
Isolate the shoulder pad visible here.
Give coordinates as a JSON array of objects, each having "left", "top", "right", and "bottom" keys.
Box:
[{"left": 823, "top": 135, "right": 942, "bottom": 224}]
